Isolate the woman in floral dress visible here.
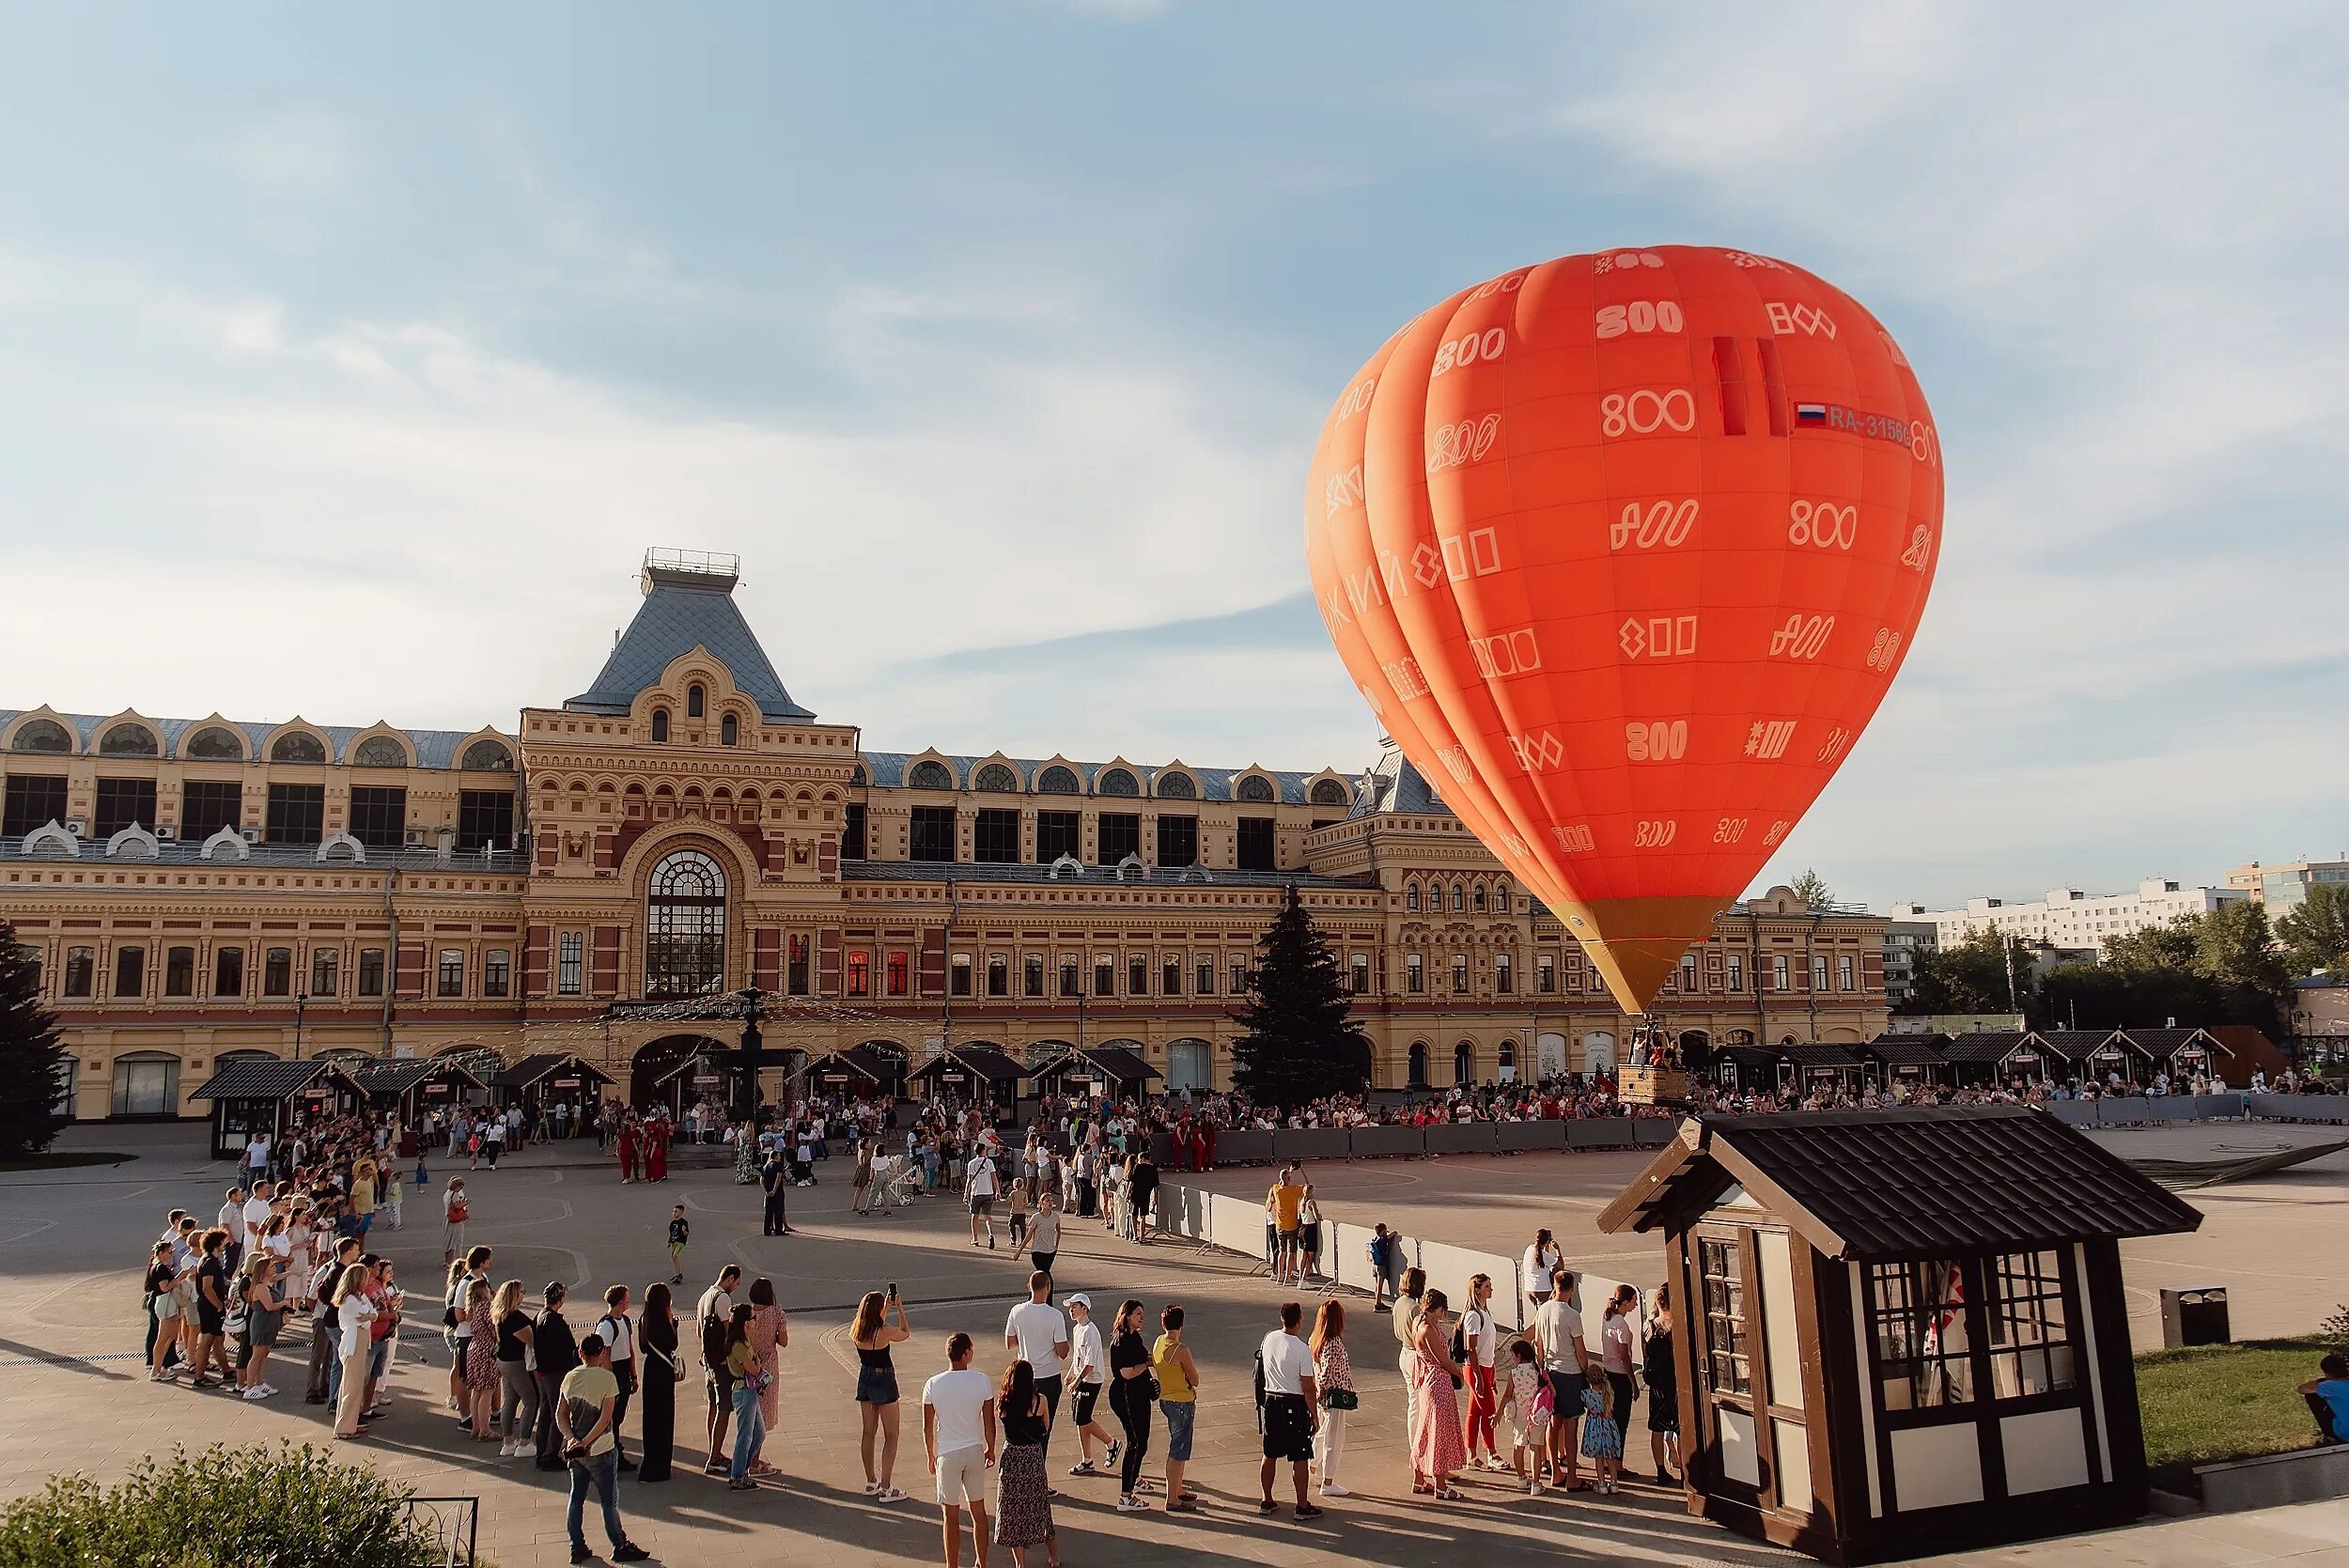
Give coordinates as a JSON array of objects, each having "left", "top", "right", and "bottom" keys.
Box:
[
  {"left": 744, "top": 1276, "right": 786, "bottom": 1474},
  {"left": 1408, "top": 1288, "right": 1468, "bottom": 1499},
  {"left": 462, "top": 1275, "right": 500, "bottom": 1442}
]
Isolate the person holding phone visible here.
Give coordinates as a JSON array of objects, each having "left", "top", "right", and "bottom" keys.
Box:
[{"left": 853, "top": 1284, "right": 913, "bottom": 1502}]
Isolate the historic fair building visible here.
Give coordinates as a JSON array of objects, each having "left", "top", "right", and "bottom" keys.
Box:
[{"left": 3, "top": 551, "right": 1888, "bottom": 1122}]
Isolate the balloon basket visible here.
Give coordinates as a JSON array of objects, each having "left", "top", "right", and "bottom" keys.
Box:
[{"left": 1621, "top": 1066, "right": 1691, "bottom": 1108}]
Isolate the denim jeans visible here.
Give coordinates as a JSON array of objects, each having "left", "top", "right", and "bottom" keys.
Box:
[
  {"left": 730, "top": 1385, "right": 764, "bottom": 1480},
  {"left": 567, "top": 1448, "right": 628, "bottom": 1551}
]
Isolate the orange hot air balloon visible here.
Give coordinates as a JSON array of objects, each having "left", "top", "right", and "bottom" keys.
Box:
[{"left": 1305, "top": 246, "right": 1940, "bottom": 1016}]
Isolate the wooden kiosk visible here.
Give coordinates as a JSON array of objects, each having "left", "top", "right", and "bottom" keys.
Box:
[
  {"left": 1597, "top": 1106, "right": 2201, "bottom": 1564},
  {"left": 188, "top": 1058, "right": 369, "bottom": 1161}
]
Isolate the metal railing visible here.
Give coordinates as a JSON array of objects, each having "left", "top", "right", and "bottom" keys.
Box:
[{"left": 404, "top": 1496, "right": 479, "bottom": 1567}]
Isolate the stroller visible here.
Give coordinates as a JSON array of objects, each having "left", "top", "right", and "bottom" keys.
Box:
[{"left": 869, "top": 1154, "right": 923, "bottom": 1211}]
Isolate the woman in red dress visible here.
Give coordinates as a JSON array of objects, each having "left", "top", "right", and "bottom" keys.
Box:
[
  {"left": 646, "top": 1116, "right": 670, "bottom": 1183},
  {"left": 616, "top": 1119, "right": 639, "bottom": 1184}
]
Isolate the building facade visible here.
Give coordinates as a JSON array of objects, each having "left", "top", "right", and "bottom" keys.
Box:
[
  {"left": 2228, "top": 857, "right": 2349, "bottom": 915},
  {"left": 1881, "top": 911, "right": 1938, "bottom": 1010},
  {"left": 1913, "top": 880, "right": 2246, "bottom": 955},
  {"left": 3, "top": 551, "right": 1888, "bottom": 1121}
]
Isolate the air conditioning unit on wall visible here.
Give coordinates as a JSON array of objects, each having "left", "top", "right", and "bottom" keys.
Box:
[
  {"left": 155, "top": 825, "right": 177, "bottom": 842},
  {"left": 65, "top": 817, "right": 88, "bottom": 837},
  {"left": 241, "top": 825, "right": 264, "bottom": 844}
]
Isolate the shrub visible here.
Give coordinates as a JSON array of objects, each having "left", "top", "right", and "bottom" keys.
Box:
[
  {"left": 2325, "top": 1301, "right": 2349, "bottom": 1350},
  {"left": 0, "top": 1441, "right": 440, "bottom": 1568}
]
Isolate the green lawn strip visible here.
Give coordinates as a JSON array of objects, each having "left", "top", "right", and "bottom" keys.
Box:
[
  {"left": 0, "top": 1151, "right": 133, "bottom": 1172},
  {"left": 2136, "top": 1335, "right": 2338, "bottom": 1490}
]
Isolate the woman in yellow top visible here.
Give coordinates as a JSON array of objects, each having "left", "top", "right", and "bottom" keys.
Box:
[
  {"left": 351, "top": 1158, "right": 378, "bottom": 1237},
  {"left": 1152, "top": 1304, "right": 1202, "bottom": 1514}
]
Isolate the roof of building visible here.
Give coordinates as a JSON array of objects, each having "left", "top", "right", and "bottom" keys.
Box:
[
  {"left": 1348, "top": 744, "right": 1451, "bottom": 819},
  {"left": 1031, "top": 1045, "right": 1161, "bottom": 1084},
  {"left": 0, "top": 710, "right": 505, "bottom": 768},
  {"left": 2120, "top": 1027, "right": 2229, "bottom": 1059},
  {"left": 837, "top": 860, "right": 1373, "bottom": 893},
  {"left": 494, "top": 1053, "right": 617, "bottom": 1091},
  {"left": 353, "top": 1057, "right": 489, "bottom": 1095},
  {"left": 803, "top": 1046, "right": 904, "bottom": 1084},
  {"left": 0, "top": 832, "right": 522, "bottom": 869},
  {"left": 2032, "top": 1028, "right": 2138, "bottom": 1063},
  {"left": 566, "top": 568, "right": 816, "bottom": 722},
  {"left": 905, "top": 1044, "right": 1029, "bottom": 1083},
  {"left": 1940, "top": 1031, "right": 2029, "bottom": 1063},
  {"left": 1780, "top": 1043, "right": 1863, "bottom": 1068},
  {"left": 1863, "top": 1032, "right": 1952, "bottom": 1066},
  {"left": 189, "top": 1057, "right": 366, "bottom": 1102},
  {"left": 855, "top": 751, "right": 1355, "bottom": 809},
  {"left": 1596, "top": 1105, "right": 2205, "bottom": 1259}
]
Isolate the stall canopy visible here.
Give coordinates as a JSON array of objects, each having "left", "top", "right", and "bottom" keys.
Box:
[
  {"left": 1711, "top": 1043, "right": 1784, "bottom": 1091},
  {"left": 1778, "top": 1042, "right": 1864, "bottom": 1082},
  {"left": 905, "top": 1045, "right": 1030, "bottom": 1098},
  {"left": 493, "top": 1053, "right": 616, "bottom": 1105},
  {"left": 2116, "top": 1027, "right": 2229, "bottom": 1075},
  {"left": 1029, "top": 1046, "right": 1162, "bottom": 1097},
  {"left": 799, "top": 1047, "right": 904, "bottom": 1096},
  {"left": 1938, "top": 1030, "right": 2028, "bottom": 1083},
  {"left": 2034, "top": 1029, "right": 2141, "bottom": 1070},
  {"left": 354, "top": 1057, "right": 488, "bottom": 1119},
  {"left": 1859, "top": 1032, "right": 1952, "bottom": 1079},
  {"left": 189, "top": 1057, "right": 369, "bottom": 1161}
]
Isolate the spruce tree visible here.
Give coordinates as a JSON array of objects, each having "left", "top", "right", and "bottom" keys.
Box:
[
  {"left": 1229, "top": 884, "right": 1371, "bottom": 1108},
  {"left": 0, "top": 921, "right": 71, "bottom": 1158}
]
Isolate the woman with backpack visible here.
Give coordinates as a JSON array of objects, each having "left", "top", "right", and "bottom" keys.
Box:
[{"left": 1460, "top": 1273, "right": 1504, "bottom": 1471}]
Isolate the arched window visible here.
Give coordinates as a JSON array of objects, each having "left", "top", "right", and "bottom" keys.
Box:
[
  {"left": 352, "top": 736, "right": 409, "bottom": 768},
  {"left": 1405, "top": 882, "right": 1421, "bottom": 912},
  {"left": 1471, "top": 884, "right": 1486, "bottom": 912},
  {"left": 99, "top": 722, "right": 158, "bottom": 756},
  {"left": 1451, "top": 883, "right": 1465, "bottom": 911},
  {"left": 1097, "top": 768, "right": 1139, "bottom": 797},
  {"left": 270, "top": 731, "right": 326, "bottom": 764},
  {"left": 461, "top": 739, "right": 514, "bottom": 771},
  {"left": 646, "top": 849, "right": 727, "bottom": 998},
  {"left": 1036, "top": 766, "right": 1079, "bottom": 795},
  {"left": 686, "top": 684, "right": 706, "bottom": 719},
  {"left": 184, "top": 726, "right": 242, "bottom": 761},
  {"left": 1156, "top": 771, "right": 1196, "bottom": 800},
  {"left": 909, "top": 759, "right": 954, "bottom": 790},
  {"left": 9, "top": 719, "right": 72, "bottom": 753},
  {"left": 850, "top": 764, "right": 868, "bottom": 786},
  {"left": 1408, "top": 1042, "right": 1429, "bottom": 1088},
  {"left": 1310, "top": 778, "right": 1349, "bottom": 806},
  {"left": 651, "top": 710, "right": 670, "bottom": 743},
  {"left": 973, "top": 763, "right": 1018, "bottom": 794},
  {"left": 720, "top": 713, "right": 739, "bottom": 747},
  {"left": 1454, "top": 1040, "right": 1474, "bottom": 1085},
  {"left": 1498, "top": 1041, "right": 1517, "bottom": 1072},
  {"left": 1236, "top": 774, "right": 1275, "bottom": 802}
]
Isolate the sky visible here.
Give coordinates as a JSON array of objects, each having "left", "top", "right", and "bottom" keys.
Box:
[{"left": 2, "top": 5, "right": 2345, "bottom": 911}]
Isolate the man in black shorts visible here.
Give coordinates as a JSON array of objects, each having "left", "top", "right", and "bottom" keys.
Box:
[
  {"left": 695, "top": 1265, "right": 741, "bottom": 1473},
  {"left": 1255, "top": 1301, "right": 1323, "bottom": 1520}
]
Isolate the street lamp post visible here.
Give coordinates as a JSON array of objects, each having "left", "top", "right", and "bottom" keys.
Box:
[{"left": 294, "top": 991, "right": 308, "bottom": 1061}]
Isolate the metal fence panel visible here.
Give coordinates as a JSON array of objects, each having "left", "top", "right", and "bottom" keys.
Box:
[
  {"left": 1158, "top": 1182, "right": 1208, "bottom": 1242},
  {"left": 1273, "top": 1127, "right": 1352, "bottom": 1164},
  {"left": 2096, "top": 1096, "right": 2154, "bottom": 1126},
  {"left": 1417, "top": 1238, "right": 1519, "bottom": 1333},
  {"left": 1423, "top": 1123, "right": 1498, "bottom": 1156},
  {"left": 1566, "top": 1119, "right": 1638, "bottom": 1149},
  {"left": 1347, "top": 1125, "right": 1426, "bottom": 1159},
  {"left": 2045, "top": 1101, "right": 2099, "bottom": 1126},
  {"left": 1213, "top": 1129, "right": 1278, "bottom": 1166},
  {"left": 1494, "top": 1119, "right": 1568, "bottom": 1152}
]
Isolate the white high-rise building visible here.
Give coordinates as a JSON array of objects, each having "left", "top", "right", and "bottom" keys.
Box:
[{"left": 1912, "top": 879, "right": 2247, "bottom": 955}]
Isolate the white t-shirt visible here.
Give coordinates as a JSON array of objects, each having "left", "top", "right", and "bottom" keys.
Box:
[
  {"left": 1463, "top": 1306, "right": 1500, "bottom": 1368},
  {"left": 218, "top": 1202, "right": 243, "bottom": 1236},
  {"left": 968, "top": 1157, "right": 998, "bottom": 1198},
  {"left": 1258, "top": 1328, "right": 1315, "bottom": 1396},
  {"left": 924, "top": 1367, "right": 994, "bottom": 1454},
  {"left": 1004, "top": 1299, "right": 1068, "bottom": 1380},
  {"left": 1533, "top": 1298, "right": 1584, "bottom": 1374},
  {"left": 242, "top": 1196, "right": 272, "bottom": 1239},
  {"left": 1523, "top": 1245, "right": 1559, "bottom": 1296},
  {"left": 1066, "top": 1319, "right": 1106, "bottom": 1387},
  {"left": 339, "top": 1294, "right": 378, "bottom": 1358},
  {"left": 598, "top": 1312, "right": 635, "bottom": 1366}
]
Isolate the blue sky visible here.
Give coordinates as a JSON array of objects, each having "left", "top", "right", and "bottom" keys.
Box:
[{"left": 3, "top": 5, "right": 2344, "bottom": 909}]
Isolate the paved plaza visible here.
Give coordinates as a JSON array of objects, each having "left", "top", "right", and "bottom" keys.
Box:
[{"left": 0, "top": 1125, "right": 2342, "bottom": 1567}]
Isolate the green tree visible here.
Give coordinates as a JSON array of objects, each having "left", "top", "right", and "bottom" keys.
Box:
[
  {"left": 2277, "top": 882, "right": 2349, "bottom": 976},
  {"left": 1228, "top": 884, "right": 1371, "bottom": 1108},
  {"left": 2041, "top": 905, "right": 2288, "bottom": 1032},
  {"left": 2194, "top": 901, "right": 2290, "bottom": 998},
  {"left": 1788, "top": 869, "right": 1833, "bottom": 909},
  {"left": 0, "top": 922, "right": 70, "bottom": 1159},
  {"left": 2102, "top": 912, "right": 2201, "bottom": 970},
  {"left": 1907, "top": 925, "right": 2031, "bottom": 1017}
]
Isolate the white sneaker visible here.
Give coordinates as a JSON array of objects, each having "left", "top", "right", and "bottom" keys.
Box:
[
  {"left": 241, "top": 1386, "right": 267, "bottom": 1401},
  {"left": 1319, "top": 1482, "right": 1351, "bottom": 1498}
]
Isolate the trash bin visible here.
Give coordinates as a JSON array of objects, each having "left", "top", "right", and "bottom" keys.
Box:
[{"left": 2159, "top": 1286, "right": 2230, "bottom": 1348}]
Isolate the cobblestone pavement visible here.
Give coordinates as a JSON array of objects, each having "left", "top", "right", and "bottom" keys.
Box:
[{"left": 0, "top": 1126, "right": 2341, "bottom": 1566}]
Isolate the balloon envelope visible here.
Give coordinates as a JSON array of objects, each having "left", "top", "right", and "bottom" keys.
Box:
[{"left": 1305, "top": 245, "right": 1940, "bottom": 1014}]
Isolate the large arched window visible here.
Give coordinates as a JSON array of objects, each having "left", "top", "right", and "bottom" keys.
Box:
[
  {"left": 1454, "top": 1040, "right": 1474, "bottom": 1085},
  {"left": 352, "top": 736, "right": 409, "bottom": 768},
  {"left": 1310, "top": 778, "right": 1350, "bottom": 807},
  {"left": 9, "top": 719, "right": 72, "bottom": 753},
  {"left": 1097, "top": 768, "right": 1139, "bottom": 797},
  {"left": 1036, "top": 766, "right": 1079, "bottom": 795},
  {"left": 686, "top": 684, "right": 706, "bottom": 719},
  {"left": 651, "top": 710, "right": 670, "bottom": 743},
  {"left": 720, "top": 713, "right": 739, "bottom": 747},
  {"left": 646, "top": 849, "right": 727, "bottom": 998},
  {"left": 270, "top": 731, "right": 327, "bottom": 764},
  {"left": 1405, "top": 882, "right": 1420, "bottom": 912},
  {"left": 909, "top": 759, "right": 954, "bottom": 790},
  {"left": 1156, "top": 771, "right": 1196, "bottom": 800},
  {"left": 1408, "top": 1042, "right": 1429, "bottom": 1088},
  {"left": 100, "top": 722, "right": 159, "bottom": 756},
  {"left": 973, "top": 763, "right": 1018, "bottom": 793},
  {"left": 185, "top": 725, "right": 242, "bottom": 760},
  {"left": 461, "top": 739, "right": 514, "bottom": 771},
  {"left": 1236, "top": 774, "right": 1276, "bottom": 802}
]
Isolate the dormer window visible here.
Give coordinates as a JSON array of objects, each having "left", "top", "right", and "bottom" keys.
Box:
[
  {"left": 721, "top": 714, "right": 739, "bottom": 747},
  {"left": 652, "top": 709, "right": 670, "bottom": 743},
  {"left": 687, "top": 685, "right": 706, "bottom": 719}
]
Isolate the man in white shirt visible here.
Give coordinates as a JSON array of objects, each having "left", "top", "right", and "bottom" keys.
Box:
[
  {"left": 598, "top": 1283, "right": 640, "bottom": 1470},
  {"left": 243, "top": 1132, "right": 272, "bottom": 1185},
  {"left": 241, "top": 1182, "right": 273, "bottom": 1255},
  {"left": 1532, "top": 1271, "right": 1590, "bottom": 1488},
  {"left": 924, "top": 1331, "right": 997, "bottom": 1568},
  {"left": 1256, "top": 1301, "right": 1322, "bottom": 1520},
  {"left": 217, "top": 1188, "right": 246, "bottom": 1272},
  {"left": 696, "top": 1265, "right": 742, "bottom": 1474},
  {"left": 1061, "top": 1294, "right": 1118, "bottom": 1477},
  {"left": 965, "top": 1149, "right": 1001, "bottom": 1250},
  {"left": 1003, "top": 1272, "right": 1069, "bottom": 1464}
]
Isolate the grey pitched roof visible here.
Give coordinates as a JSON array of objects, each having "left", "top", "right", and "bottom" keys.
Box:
[
  {"left": 0, "top": 711, "right": 504, "bottom": 768},
  {"left": 0, "top": 835, "right": 522, "bottom": 870},
  {"left": 566, "top": 579, "right": 815, "bottom": 722},
  {"left": 907, "top": 1045, "right": 1029, "bottom": 1083},
  {"left": 1599, "top": 1106, "right": 2205, "bottom": 1258},
  {"left": 494, "top": 1053, "right": 616, "bottom": 1090},
  {"left": 1347, "top": 744, "right": 1452, "bottom": 819},
  {"left": 837, "top": 860, "right": 1372, "bottom": 892},
  {"left": 1031, "top": 1046, "right": 1161, "bottom": 1084},
  {"left": 190, "top": 1058, "right": 366, "bottom": 1102},
  {"left": 353, "top": 1058, "right": 488, "bottom": 1095}
]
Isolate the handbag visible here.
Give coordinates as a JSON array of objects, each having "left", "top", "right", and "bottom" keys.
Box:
[
  {"left": 1324, "top": 1388, "right": 1359, "bottom": 1411},
  {"left": 646, "top": 1342, "right": 686, "bottom": 1385}
]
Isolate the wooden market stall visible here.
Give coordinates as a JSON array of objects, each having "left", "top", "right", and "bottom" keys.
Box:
[
  {"left": 905, "top": 1044, "right": 1029, "bottom": 1114},
  {"left": 1597, "top": 1106, "right": 2202, "bottom": 1564},
  {"left": 187, "top": 1057, "right": 369, "bottom": 1162},
  {"left": 1027, "top": 1045, "right": 1161, "bottom": 1101}
]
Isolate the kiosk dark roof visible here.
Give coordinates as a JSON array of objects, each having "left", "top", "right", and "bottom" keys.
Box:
[
  {"left": 1859, "top": 1032, "right": 1951, "bottom": 1067},
  {"left": 1599, "top": 1104, "right": 2203, "bottom": 1261},
  {"left": 495, "top": 1053, "right": 617, "bottom": 1091},
  {"left": 906, "top": 1045, "right": 1029, "bottom": 1084},
  {"left": 354, "top": 1058, "right": 489, "bottom": 1096},
  {"left": 192, "top": 1058, "right": 368, "bottom": 1103}
]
